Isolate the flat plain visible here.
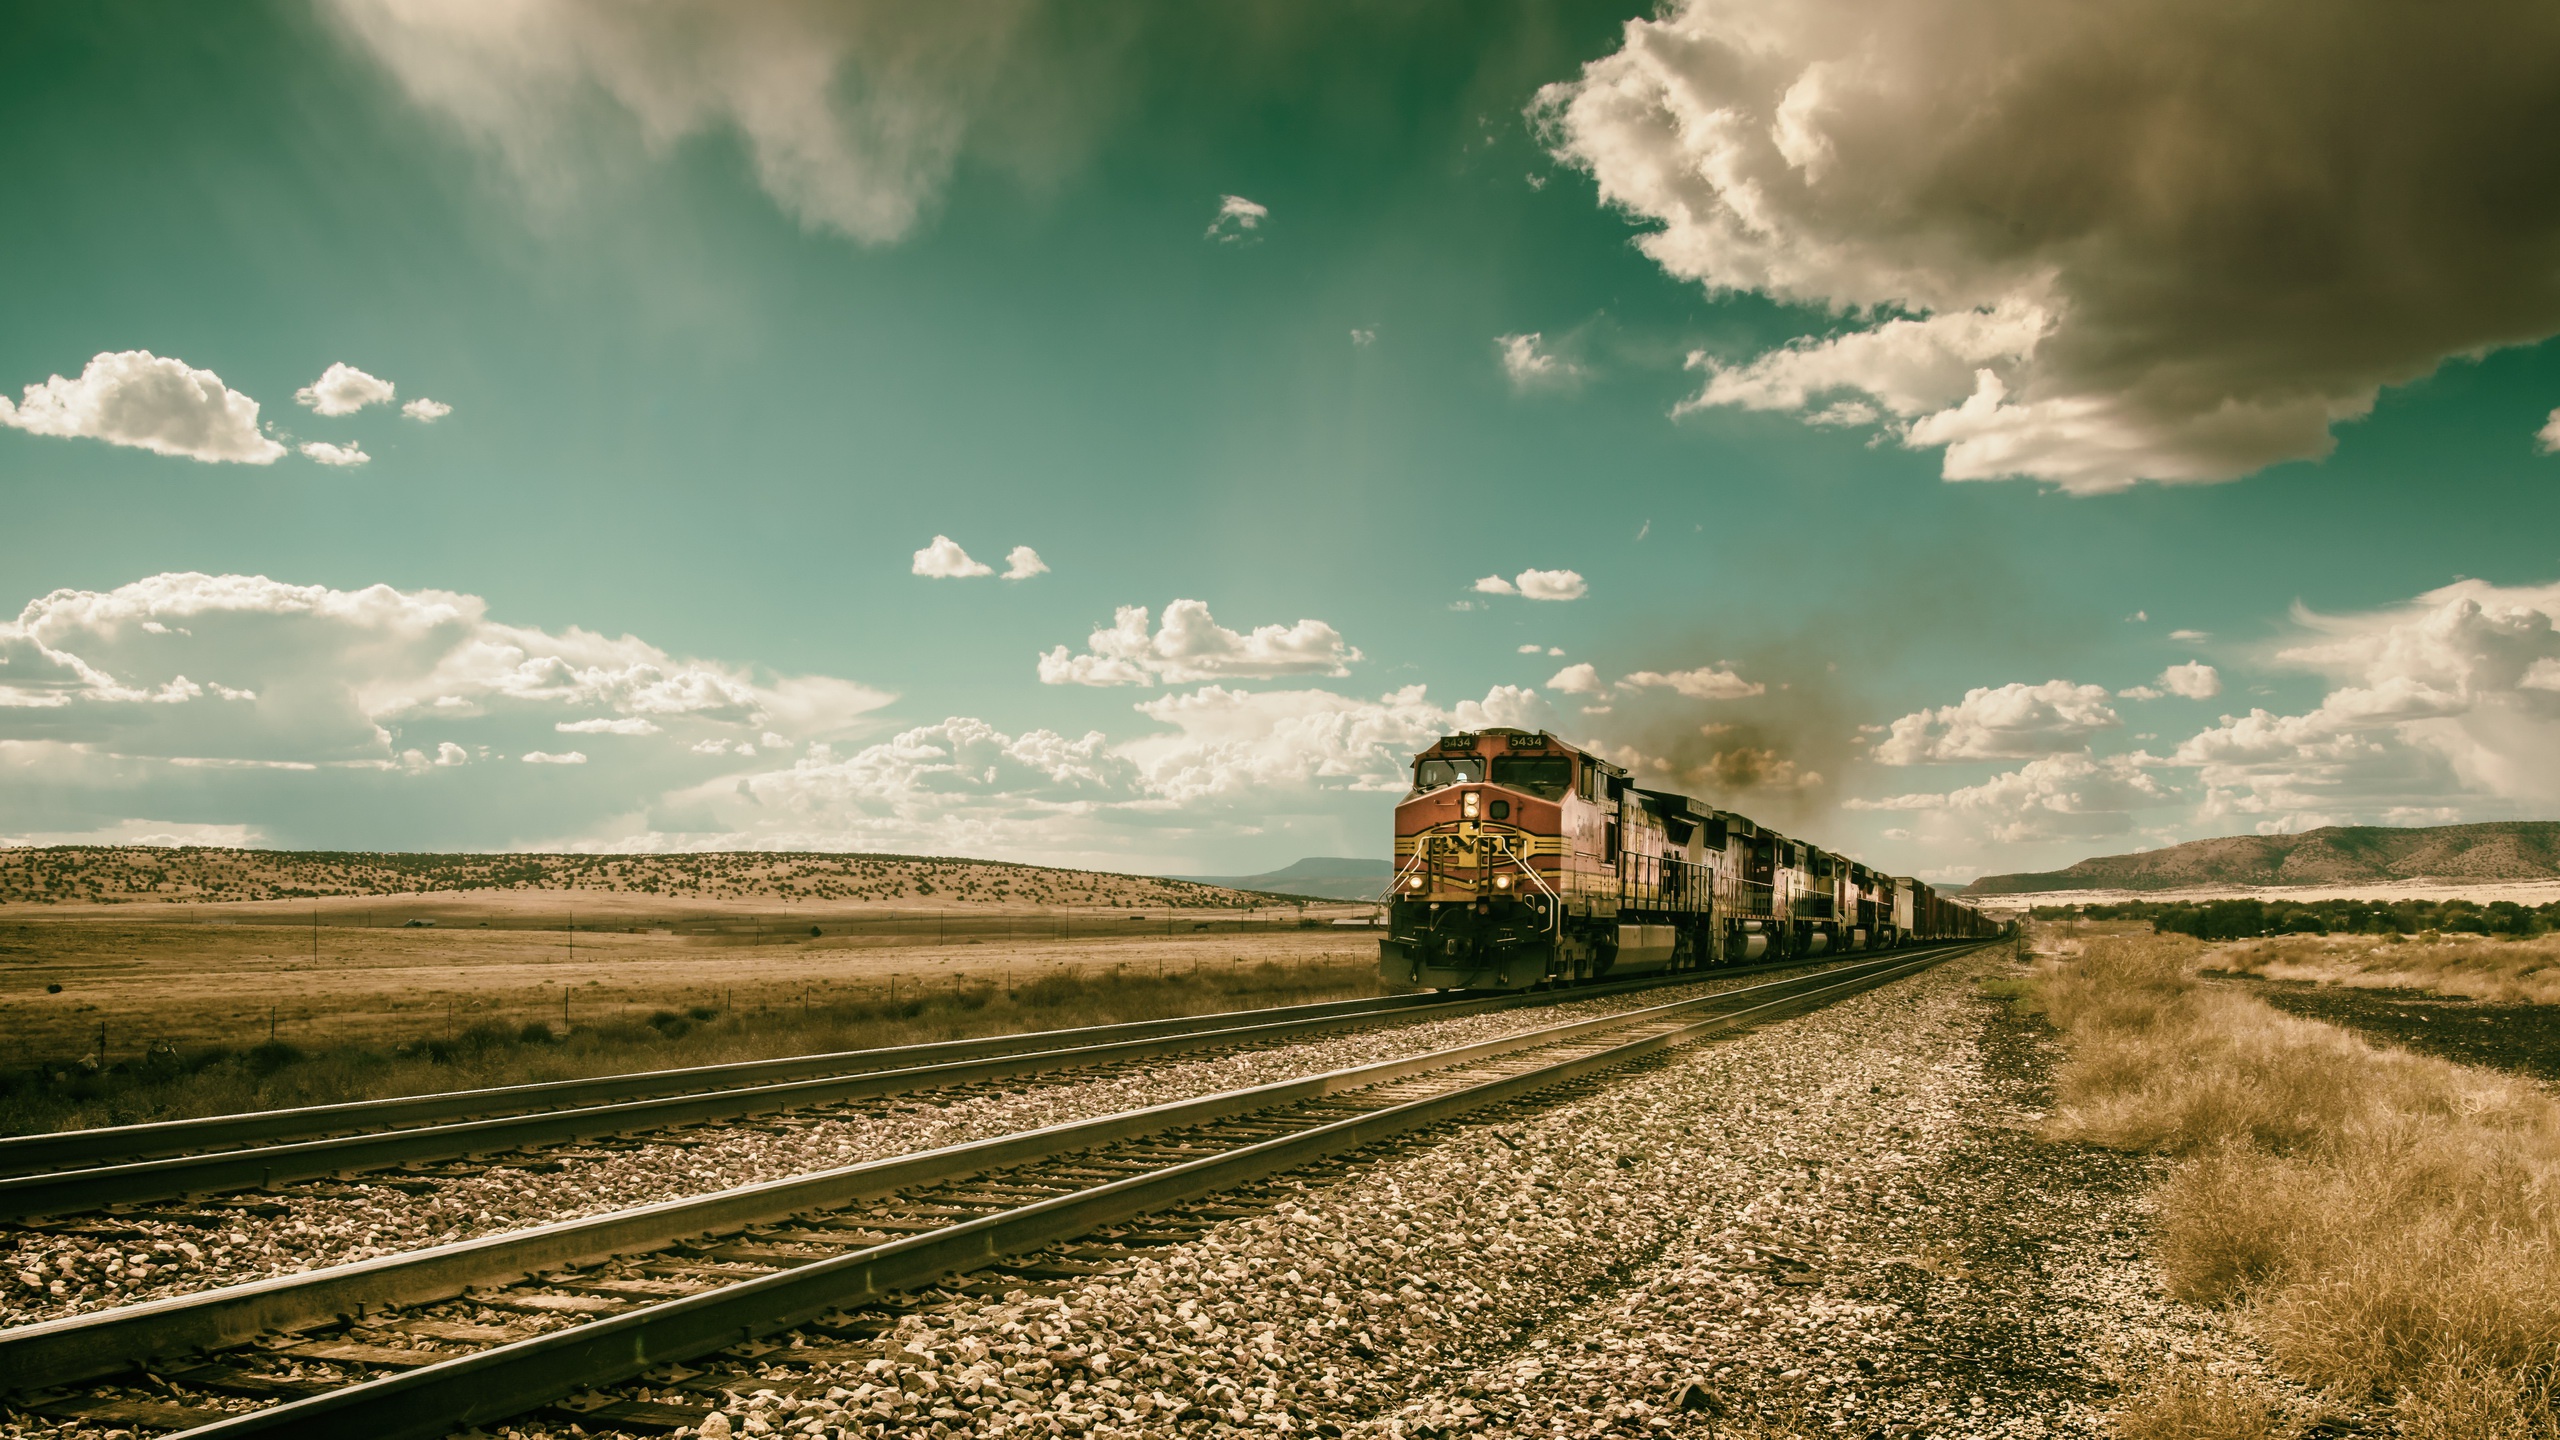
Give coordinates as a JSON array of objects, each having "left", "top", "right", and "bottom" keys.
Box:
[{"left": 0, "top": 882, "right": 1370, "bottom": 1063}]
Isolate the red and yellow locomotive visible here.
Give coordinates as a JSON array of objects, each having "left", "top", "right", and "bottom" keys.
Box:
[{"left": 1378, "top": 728, "right": 1997, "bottom": 991}]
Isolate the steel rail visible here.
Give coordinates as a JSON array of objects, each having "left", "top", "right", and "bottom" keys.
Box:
[
  {"left": 0, "top": 945, "right": 1984, "bottom": 1404},
  {"left": 151, "top": 944, "right": 1968, "bottom": 1439},
  {"left": 0, "top": 950, "right": 1932, "bottom": 1219},
  {"left": 0, "top": 982, "right": 1580, "bottom": 1176}
]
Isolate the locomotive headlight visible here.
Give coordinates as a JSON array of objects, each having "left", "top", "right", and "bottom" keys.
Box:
[
  {"left": 1406, "top": 876, "right": 1425, "bottom": 891},
  {"left": 1493, "top": 875, "right": 1512, "bottom": 890},
  {"left": 1461, "top": 791, "right": 1480, "bottom": 819}
]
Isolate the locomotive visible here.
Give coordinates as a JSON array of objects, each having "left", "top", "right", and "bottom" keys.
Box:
[{"left": 1378, "top": 727, "right": 1999, "bottom": 991}]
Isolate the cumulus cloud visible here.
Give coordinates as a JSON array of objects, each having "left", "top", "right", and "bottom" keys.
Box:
[
  {"left": 1515, "top": 569, "right": 1586, "bottom": 602},
  {"left": 1539, "top": 0, "right": 2560, "bottom": 492},
  {"left": 1496, "top": 333, "right": 1579, "bottom": 390},
  {"left": 322, "top": 0, "right": 1096, "bottom": 246},
  {"left": 402, "top": 397, "right": 452, "bottom": 422},
  {"left": 556, "top": 717, "right": 661, "bottom": 735},
  {"left": 2169, "top": 578, "right": 2560, "bottom": 827},
  {"left": 1547, "top": 663, "right": 1603, "bottom": 695},
  {"left": 1036, "top": 601, "right": 1359, "bottom": 686},
  {"left": 1875, "top": 680, "right": 2119, "bottom": 764},
  {"left": 521, "top": 749, "right": 588, "bottom": 765},
  {"left": 1472, "top": 576, "right": 1518, "bottom": 596},
  {"left": 2169, "top": 629, "right": 2211, "bottom": 643},
  {"left": 2156, "top": 662, "right": 2221, "bottom": 699},
  {"left": 912, "top": 535, "right": 993, "bottom": 579},
  {"left": 2539, "top": 407, "right": 2560, "bottom": 455},
  {"left": 1206, "top": 194, "right": 1268, "bottom": 242},
  {"left": 1001, "top": 545, "right": 1048, "bottom": 581},
  {"left": 299, "top": 441, "right": 371, "bottom": 467},
  {"left": 1848, "top": 753, "right": 2170, "bottom": 844},
  {"left": 296, "top": 363, "right": 396, "bottom": 416},
  {"left": 1619, "top": 665, "right": 1765, "bottom": 701},
  {"left": 433, "top": 741, "right": 469, "bottom": 766},
  {"left": 0, "top": 351, "right": 286, "bottom": 464},
  {"left": 0, "top": 572, "right": 893, "bottom": 767}
]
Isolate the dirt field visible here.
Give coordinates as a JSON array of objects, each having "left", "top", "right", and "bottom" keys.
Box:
[{"left": 0, "top": 889, "right": 1376, "bottom": 1064}]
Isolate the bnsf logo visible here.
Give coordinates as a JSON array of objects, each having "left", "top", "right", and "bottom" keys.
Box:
[{"left": 1423, "top": 832, "right": 1518, "bottom": 857}]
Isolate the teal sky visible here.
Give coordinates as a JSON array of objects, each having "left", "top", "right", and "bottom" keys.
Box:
[{"left": 7, "top": 0, "right": 2560, "bottom": 881}]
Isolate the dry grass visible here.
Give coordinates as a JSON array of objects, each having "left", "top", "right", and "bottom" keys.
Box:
[
  {"left": 0, "top": 954, "right": 1386, "bottom": 1137},
  {"left": 2032, "top": 927, "right": 2560, "bottom": 1438},
  {"left": 2111, "top": 1367, "right": 2302, "bottom": 1440},
  {"left": 2214, "top": 932, "right": 2560, "bottom": 1005}
]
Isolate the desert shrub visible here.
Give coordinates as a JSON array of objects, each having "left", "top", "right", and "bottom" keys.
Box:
[{"left": 2032, "top": 929, "right": 2560, "bottom": 1434}]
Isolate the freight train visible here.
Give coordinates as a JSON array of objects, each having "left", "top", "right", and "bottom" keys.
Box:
[{"left": 1378, "top": 727, "right": 2001, "bottom": 991}]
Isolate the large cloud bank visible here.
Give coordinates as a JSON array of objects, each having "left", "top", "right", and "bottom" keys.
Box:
[
  {"left": 0, "top": 572, "right": 1550, "bottom": 867},
  {"left": 1539, "top": 0, "right": 2560, "bottom": 491}
]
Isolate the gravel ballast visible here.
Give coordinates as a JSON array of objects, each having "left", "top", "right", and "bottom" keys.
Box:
[
  {"left": 0, "top": 967, "right": 1843, "bottom": 1328},
  {"left": 492, "top": 947, "right": 2275, "bottom": 1440}
]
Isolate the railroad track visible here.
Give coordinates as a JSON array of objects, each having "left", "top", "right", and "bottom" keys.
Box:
[
  {"left": 0, "top": 954, "right": 1880, "bottom": 1220},
  {"left": 0, "top": 943, "right": 1981, "bottom": 1439}
]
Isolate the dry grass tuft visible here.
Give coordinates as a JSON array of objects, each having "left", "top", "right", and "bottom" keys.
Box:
[
  {"left": 2032, "top": 930, "right": 2560, "bottom": 1437},
  {"left": 2111, "top": 1365, "right": 2303, "bottom": 1440}
]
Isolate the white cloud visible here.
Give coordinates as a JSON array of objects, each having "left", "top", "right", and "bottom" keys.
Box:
[
  {"left": 1473, "top": 576, "right": 1518, "bottom": 596},
  {"left": 433, "top": 741, "right": 469, "bottom": 766},
  {"left": 2169, "top": 629, "right": 2211, "bottom": 643},
  {"left": 1875, "top": 680, "right": 2119, "bottom": 764},
  {"left": 1514, "top": 569, "right": 1587, "bottom": 602},
  {"left": 2169, "top": 578, "right": 2560, "bottom": 825},
  {"left": 1847, "top": 753, "right": 2170, "bottom": 845},
  {"left": 296, "top": 363, "right": 396, "bottom": 417},
  {"left": 0, "top": 572, "right": 894, "bottom": 769},
  {"left": 1036, "top": 601, "right": 1359, "bottom": 686},
  {"left": 1206, "top": 194, "right": 1268, "bottom": 242},
  {"left": 321, "top": 0, "right": 1079, "bottom": 247},
  {"left": 1538, "top": 0, "right": 2560, "bottom": 492},
  {"left": 1001, "top": 545, "right": 1048, "bottom": 581},
  {"left": 637, "top": 682, "right": 1553, "bottom": 863},
  {"left": 0, "top": 351, "right": 286, "bottom": 464},
  {"left": 556, "top": 717, "right": 661, "bottom": 735},
  {"left": 2539, "top": 408, "right": 2560, "bottom": 455},
  {"left": 1350, "top": 328, "right": 1376, "bottom": 347},
  {"left": 2157, "top": 662, "right": 2221, "bottom": 700},
  {"left": 912, "top": 535, "right": 993, "bottom": 579},
  {"left": 1497, "top": 333, "right": 1580, "bottom": 390},
  {"left": 299, "top": 441, "right": 371, "bottom": 467},
  {"left": 402, "top": 397, "right": 452, "bottom": 422},
  {"left": 1547, "top": 663, "right": 1603, "bottom": 695},
  {"left": 1518, "top": 644, "right": 1545, "bottom": 654},
  {"left": 522, "top": 749, "right": 588, "bottom": 764},
  {"left": 1618, "top": 665, "right": 1764, "bottom": 701}
]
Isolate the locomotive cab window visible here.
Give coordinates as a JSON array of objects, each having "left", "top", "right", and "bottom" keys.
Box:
[
  {"left": 1415, "top": 756, "right": 1485, "bottom": 789},
  {"left": 1489, "top": 755, "right": 1570, "bottom": 797}
]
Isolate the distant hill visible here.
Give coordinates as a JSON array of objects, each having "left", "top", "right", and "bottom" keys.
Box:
[
  {"left": 1965, "top": 821, "right": 2560, "bottom": 895},
  {"left": 0, "top": 846, "right": 1288, "bottom": 909},
  {"left": 1170, "top": 856, "right": 1394, "bottom": 903}
]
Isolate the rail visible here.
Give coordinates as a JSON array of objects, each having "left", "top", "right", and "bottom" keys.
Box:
[
  {"left": 0, "top": 961, "right": 1812, "bottom": 1219},
  {"left": 0, "top": 945, "right": 1987, "bottom": 1436}
]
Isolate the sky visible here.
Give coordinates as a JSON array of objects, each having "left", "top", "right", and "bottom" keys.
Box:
[{"left": 6, "top": 0, "right": 2560, "bottom": 883}]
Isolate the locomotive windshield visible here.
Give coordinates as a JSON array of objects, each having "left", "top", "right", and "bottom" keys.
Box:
[
  {"left": 1488, "top": 755, "right": 1571, "bottom": 797},
  {"left": 1414, "top": 756, "right": 1485, "bottom": 788}
]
